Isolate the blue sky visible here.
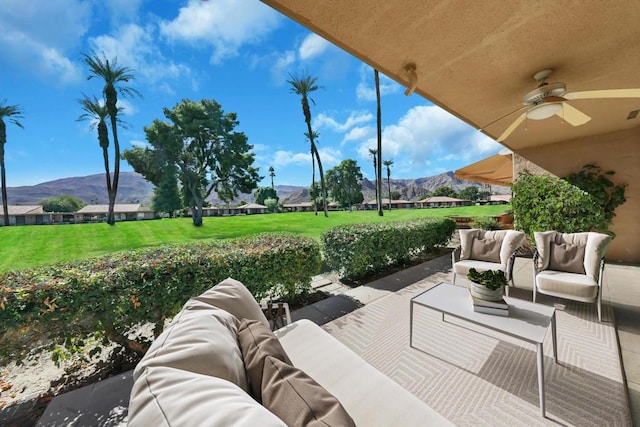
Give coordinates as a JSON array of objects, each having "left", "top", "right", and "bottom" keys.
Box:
[{"left": 0, "top": 0, "right": 502, "bottom": 188}]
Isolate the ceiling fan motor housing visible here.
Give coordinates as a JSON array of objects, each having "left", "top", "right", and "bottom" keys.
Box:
[{"left": 522, "top": 81, "right": 567, "bottom": 105}]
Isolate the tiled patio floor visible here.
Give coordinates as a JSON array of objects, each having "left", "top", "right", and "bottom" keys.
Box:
[{"left": 32, "top": 253, "right": 640, "bottom": 426}]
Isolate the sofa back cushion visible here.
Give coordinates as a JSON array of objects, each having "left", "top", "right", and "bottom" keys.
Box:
[
  {"left": 261, "top": 356, "right": 356, "bottom": 427},
  {"left": 194, "top": 277, "right": 270, "bottom": 328},
  {"left": 129, "top": 365, "right": 287, "bottom": 427},
  {"left": 133, "top": 299, "right": 248, "bottom": 391},
  {"left": 238, "top": 318, "right": 292, "bottom": 403}
]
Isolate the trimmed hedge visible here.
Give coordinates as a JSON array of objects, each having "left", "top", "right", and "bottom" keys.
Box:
[
  {"left": 322, "top": 218, "right": 455, "bottom": 281},
  {"left": 0, "top": 233, "right": 321, "bottom": 364}
]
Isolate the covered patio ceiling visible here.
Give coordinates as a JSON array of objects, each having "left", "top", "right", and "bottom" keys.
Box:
[{"left": 261, "top": 1, "right": 640, "bottom": 152}]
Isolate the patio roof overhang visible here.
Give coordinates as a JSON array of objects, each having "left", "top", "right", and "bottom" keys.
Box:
[{"left": 260, "top": 1, "right": 640, "bottom": 152}]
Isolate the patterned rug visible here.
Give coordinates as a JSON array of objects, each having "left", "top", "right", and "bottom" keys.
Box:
[{"left": 323, "top": 272, "right": 631, "bottom": 426}]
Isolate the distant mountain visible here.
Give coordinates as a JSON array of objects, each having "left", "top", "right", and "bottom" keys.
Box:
[{"left": 3, "top": 171, "right": 509, "bottom": 207}]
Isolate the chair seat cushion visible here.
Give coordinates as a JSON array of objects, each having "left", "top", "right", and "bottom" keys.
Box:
[
  {"left": 453, "top": 260, "right": 504, "bottom": 277},
  {"left": 536, "top": 270, "right": 598, "bottom": 300}
]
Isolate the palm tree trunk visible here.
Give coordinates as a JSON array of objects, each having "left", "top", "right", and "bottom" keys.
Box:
[
  {"left": 375, "top": 69, "right": 383, "bottom": 216},
  {"left": 0, "top": 145, "right": 8, "bottom": 226},
  {"left": 108, "top": 116, "right": 120, "bottom": 226},
  {"left": 387, "top": 170, "right": 392, "bottom": 211},
  {"left": 313, "top": 145, "right": 328, "bottom": 217},
  {"left": 311, "top": 146, "right": 317, "bottom": 215}
]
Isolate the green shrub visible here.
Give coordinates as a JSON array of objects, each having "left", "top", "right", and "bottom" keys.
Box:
[
  {"left": 470, "top": 216, "right": 500, "bottom": 230},
  {"left": 512, "top": 172, "right": 606, "bottom": 237},
  {"left": 0, "top": 233, "right": 320, "bottom": 364},
  {"left": 322, "top": 218, "right": 455, "bottom": 281},
  {"left": 564, "top": 163, "right": 627, "bottom": 228}
]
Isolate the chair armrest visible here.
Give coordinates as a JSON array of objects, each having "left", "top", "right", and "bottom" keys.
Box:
[
  {"left": 261, "top": 302, "right": 291, "bottom": 331},
  {"left": 532, "top": 249, "right": 541, "bottom": 274},
  {"left": 505, "top": 248, "right": 519, "bottom": 282},
  {"left": 452, "top": 245, "right": 461, "bottom": 264},
  {"left": 598, "top": 257, "right": 606, "bottom": 286}
]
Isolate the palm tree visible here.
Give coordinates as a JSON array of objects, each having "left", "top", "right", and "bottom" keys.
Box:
[
  {"left": 0, "top": 100, "right": 24, "bottom": 226},
  {"left": 374, "top": 69, "right": 383, "bottom": 216},
  {"left": 383, "top": 159, "right": 394, "bottom": 210},
  {"left": 83, "top": 51, "right": 141, "bottom": 225},
  {"left": 287, "top": 72, "right": 328, "bottom": 217},
  {"left": 268, "top": 166, "right": 276, "bottom": 189},
  {"left": 368, "top": 148, "right": 378, "bottom": 210},
  {"left": 77, "top": 94, "right": 124, "bottom": 206}
]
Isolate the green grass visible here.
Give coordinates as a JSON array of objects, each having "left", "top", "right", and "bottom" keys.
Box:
[{"left": 0, "top": 205, "right": 509, "bottom": 272}]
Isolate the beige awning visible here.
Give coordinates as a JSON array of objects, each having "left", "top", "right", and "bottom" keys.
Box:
[{"left": 454, "top": 150, "right": 513, "bottom": 186}]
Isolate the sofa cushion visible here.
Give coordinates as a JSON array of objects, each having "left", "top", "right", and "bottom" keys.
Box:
[
  {"left": 129, "top": 365, "right": 286, "bottom": 427},
  {"left": 133, "top": 299, "right": 248, "bottom": 391},
  {"left": 261, "top": 356, "right": 356, "bottom": 427},
  {"left": 238, "top": 318, "right": 291, "bottom": 403},
  {"left": 193, "top": 277, "right": 270, "bottom": 327},
  {"left": 548, "top": 242, "right": 586, "bottom": 274},
  {"left": 470, "top": 238, "right": 501, "bottom": 263}
]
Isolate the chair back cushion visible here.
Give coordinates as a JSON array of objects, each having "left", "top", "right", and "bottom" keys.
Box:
[
  {"left": 534, "top": 231, "right": 612, "bottom": 279},
  {"left": 460, "top": 229, "right": 525, "bottom": 265}
]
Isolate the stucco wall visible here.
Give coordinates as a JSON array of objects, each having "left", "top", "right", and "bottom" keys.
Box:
[{"left": 515, "top": 126, "right": 639, "bottom": 264}]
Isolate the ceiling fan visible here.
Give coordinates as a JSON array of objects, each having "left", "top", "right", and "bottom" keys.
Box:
[{"left": 486, "top": 69, "right": 640, "bottom": 142}]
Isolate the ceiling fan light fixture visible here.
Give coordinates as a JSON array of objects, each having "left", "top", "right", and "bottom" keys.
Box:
[{"left": 526, "top": 103, "right": 562, "bottom": 120}]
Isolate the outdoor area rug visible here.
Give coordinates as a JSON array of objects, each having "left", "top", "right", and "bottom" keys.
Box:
[{"left": 323, "top": 271, "right": 631, "bottom": 426}]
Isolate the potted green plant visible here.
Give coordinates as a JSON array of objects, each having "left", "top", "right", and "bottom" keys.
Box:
[{"left": 467, "top": 268, "right": 507, "bottom": 301}]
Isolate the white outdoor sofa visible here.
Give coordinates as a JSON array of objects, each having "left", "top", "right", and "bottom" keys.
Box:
[{"left": 128, "top": 278, "right": 453, "bottom": 426}]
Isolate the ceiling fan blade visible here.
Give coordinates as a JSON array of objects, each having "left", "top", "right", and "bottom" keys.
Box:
[
  {"left": 497, "top": 113, "right": 526, "bottom": 142},
  {"left": 565, "top": 88, "right": 640, "bottom": 100},
  {"left": 556, "top": 102, "right": 591, "bottom": 126}
]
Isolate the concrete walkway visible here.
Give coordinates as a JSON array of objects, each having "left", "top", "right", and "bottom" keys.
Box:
[{"left": 31, "top": 254, "right": 640, "bottom": 426}]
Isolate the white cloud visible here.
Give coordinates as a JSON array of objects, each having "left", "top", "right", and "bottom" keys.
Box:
[
  {"left": 90, "top": 24, "right": 192, "bottom": 86},
  {"left": 273, "top": 150, "right": 311, "bottom": 168},
  {"left": 298, "top": 34, "right": 330, "bottom": 61},
  {"left": 0, "top": 0, "right": 90, "bottom": 83},
  {"left": 272, "top": 146, "right": 342, "bottom": 170},
  {"left": 160, "top": 0, "right": 280, "bottom": 64},
  {"left": 357, "top": 105, "right": 502, "bottom": 173},
  {"left": 343, "top": 126, "right": 374, "bottom": 143},
  {"left": 356, "top": 65, "right": 401, "bottom": 101},
  {"left": 314, "top": 111, "right": 373, "bottom": 132},
  {"left": 270, "top": 51, "right": 296, "bottom": 83},
  {"left": 103, "top": 0, "right": 143, "bottom": 25}
]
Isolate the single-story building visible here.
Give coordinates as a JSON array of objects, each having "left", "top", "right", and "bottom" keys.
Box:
[
  {"left": 0, "top": 205, "right": 47, "bottom": 226},
  {"left": 417, "top": 197, "right": 472, "bottom": 208},
  {"left": 74, "top": 204, "right": 155, "bottom": 223}
]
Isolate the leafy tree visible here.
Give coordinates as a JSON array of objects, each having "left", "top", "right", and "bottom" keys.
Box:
[
  {"left": 288, "top": 72, "right": 328, "bottom": 217},
  {"left": 152, "top": 164, "right": 182, "bottom": 217},
  {"left": 383, "top": 159, "right": 393, "bottom": 210},
  {"left": 39, "top": 195, "right": 85, "bottom": 212},
  {"left": 264, "top": 197, "right": 279, "bottom": 213},
  {"left": 83, "top": 51, "right": 141, "bottom": 225},
  {"left": 432, "top": 186, "right": 458, "bottom": 198},
  {"left": 268, "top": 166, "right": 275, "bottom": 189},
  {"left": 254, "top": 187, "right": 279, "bottom": 205},
  {"left": 512, "top": 172, "right": 606, "bottom": 237},
  {"left": 564, "top": 163, "right": 627, "bottom": 228},
  {"left": 390, "top": 190, "right": 402, "bottom": 200},
  {"left": 458, "top": 186, "right": 479, "bottom": 202},
  {"left": 374, "top": 68, "right": 383, "bottom": 217},
  {"left": 0, "top": 100, "right": 24, "bottom": 226},
  {"left": 124, "top": 99, "right": 260, "bottom": 226},
  {"left": 325, "top": 159, "right": 364, "bottom": 211}
]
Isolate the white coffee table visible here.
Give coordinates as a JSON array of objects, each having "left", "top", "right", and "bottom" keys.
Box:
[{"left": 410, "top": 282, "right": 557, "bottom": 417}]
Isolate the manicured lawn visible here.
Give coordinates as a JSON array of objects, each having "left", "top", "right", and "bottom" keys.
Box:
[{"left": 0, "top": 205, "right": 509, "bottom": 272}]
